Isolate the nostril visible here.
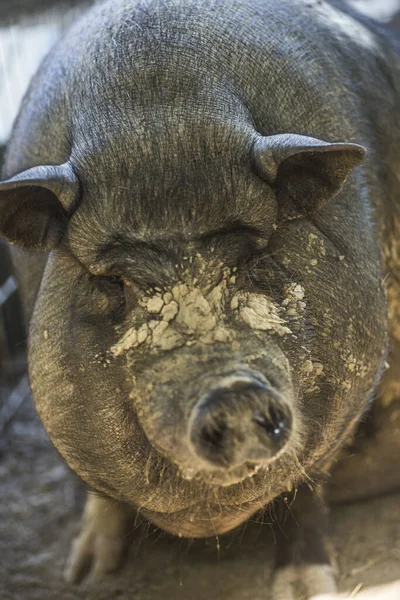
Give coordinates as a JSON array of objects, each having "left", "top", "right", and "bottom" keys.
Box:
[
  {"left": 200, "top": 421, "right": 227, "bottom": 450},
  {"left": 252, "top": 406, "right": 290, "bottom": 441},
  {"left": 195, "top": 418, "right": 232, "bottom": 467}
]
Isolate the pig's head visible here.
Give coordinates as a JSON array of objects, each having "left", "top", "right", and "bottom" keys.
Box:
[{"left": 0, "top": 120, "right": 388, "bottom": 537}]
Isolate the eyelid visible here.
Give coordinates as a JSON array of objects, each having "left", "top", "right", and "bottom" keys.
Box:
[
  {"left": 101, "top": 273, "right": 140, "bottom": 292},
  {"left": 87, "top": 261, "right": 123, "bottom": 279},
  {"left": 106, "top": 274, "right": 124, "bottom": 284},
  {"left": 199, "top": 222, "right": 265, "bottom": 242}
]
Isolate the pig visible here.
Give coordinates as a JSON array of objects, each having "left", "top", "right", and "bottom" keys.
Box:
[{"left": 1, "top": 0, "right": 400, "bottom": 597}]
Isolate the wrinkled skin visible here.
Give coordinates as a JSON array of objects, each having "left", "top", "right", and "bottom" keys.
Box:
[{"left": 1, "top": 0, "right": 400, "bottom": 597}]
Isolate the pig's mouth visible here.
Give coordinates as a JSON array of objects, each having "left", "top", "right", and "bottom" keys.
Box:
[
  {"left": 180, "top": 460, "right": 266, "bottom": 487},
  {"left": 140, "top": 490, "right": 268, "bottom": 538},
  {"left": 137, "top": 432, "right": 297, "bottom": 537}
]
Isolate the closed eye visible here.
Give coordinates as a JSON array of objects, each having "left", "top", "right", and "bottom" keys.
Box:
[
  {"left": 93, "top": 273, "right": 126, "bottom": 296},
  {"left": 198, "top": 221, "right": 265, "bottom": 243},
  {"left": 104, "top": 275, "right": 125, "bottom": 287}
]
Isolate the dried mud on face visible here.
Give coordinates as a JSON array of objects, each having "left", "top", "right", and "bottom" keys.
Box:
[{"left": 0, "top": 394, "right": 399, "bottom": 600}]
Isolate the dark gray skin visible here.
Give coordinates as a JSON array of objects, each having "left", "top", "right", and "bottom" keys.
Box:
[{"left": 1, "top": 0, "right": 400, "bottom": 597}]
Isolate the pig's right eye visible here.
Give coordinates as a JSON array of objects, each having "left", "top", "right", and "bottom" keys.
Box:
[
  {"left": 104, "top": 275, "right": 125, "bottom": 289},
  {"left": 74, "top": 271, "right": 129, "bottom": 324},
  {"left": 90, "top": 275, "right": 129, "bottom": 320},
  {"left": 91, "top": 274, "right": 127, "bottom": 308},
  {"left": 95, "top": 274, "right": 126, "bottom": 298}
]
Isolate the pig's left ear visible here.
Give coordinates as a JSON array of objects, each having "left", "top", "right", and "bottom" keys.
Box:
[
  {"left": 0, "top": 162, "right": 79, "bottom": 250},
  {"left": 252, "top": 133, "right": 366, "bottom": 219}
]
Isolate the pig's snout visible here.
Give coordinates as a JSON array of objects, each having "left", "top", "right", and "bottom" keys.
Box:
[{"left": 189, "top": 375, "right": 292, "bottom": 470}]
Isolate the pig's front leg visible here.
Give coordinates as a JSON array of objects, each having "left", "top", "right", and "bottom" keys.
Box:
[
  {"left": 271, "top": 484, "right": 337, "bottom": 600},
  {"left": 64, "top": 493, "right": 132, "bottom": 584}
]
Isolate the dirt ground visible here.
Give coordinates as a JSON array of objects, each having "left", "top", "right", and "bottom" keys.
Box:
[{"left": 0, "top": 386, "right": 399, "bottom": 600}]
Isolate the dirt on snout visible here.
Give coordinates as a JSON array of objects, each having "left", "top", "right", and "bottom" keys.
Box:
[{"left": 0, "top": 393, "right": 400, "bottom": 600}]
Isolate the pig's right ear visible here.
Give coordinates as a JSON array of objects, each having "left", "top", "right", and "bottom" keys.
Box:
[{"left": 0, "top": 162, "right": 79, "bottom": 251}]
